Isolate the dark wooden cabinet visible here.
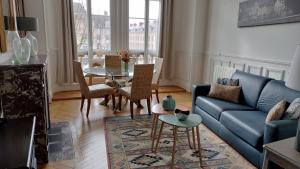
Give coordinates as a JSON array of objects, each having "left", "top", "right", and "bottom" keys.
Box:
[
  {"left": 0, "top": 117, "right": 37, "bottom": 169},
  {"left": 0, "top": 55, "right": 50, "bottom": 163}
]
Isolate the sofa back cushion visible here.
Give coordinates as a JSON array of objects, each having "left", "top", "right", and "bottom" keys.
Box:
[
  {"left": 231, "top": 70, "right": 271, "bottom": 108},
  {"left": 257, "top": 80, "right": 300, "bottom": 113}
]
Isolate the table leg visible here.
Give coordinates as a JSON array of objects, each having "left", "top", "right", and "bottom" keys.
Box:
[
  {"left": 171, "top": 126, "right": 178, "bottom": 169},
  {"left": 262, "top": 150, "right": 269, "bottom": 169},
  {"left": 151, "top": 115, "right": 159, "bottom": 151},
  {"left": 192, "top": 127, "right": 196, "bottom": 149},
  {"left": 196, "top": 126, "right": 202, "bottom": 167},
  {"left": 151, "top": 114, "right": 156, "bottom": 138},
  {"left": 186, "top": 128, "right": 193, "bottom": 149},
  {"left": 154, "top": 121, "right": 165, "bottom": 153}
]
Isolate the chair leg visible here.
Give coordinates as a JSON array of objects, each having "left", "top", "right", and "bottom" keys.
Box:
[
  {"left": 86, "top": 99, "right": 91, "bottom": 117},
  {"left": 118, "top": 95, "right": 122, "bottom": 110},
  {"left": 147, "top": 98, "right": 151, "bottom": 116},
  {"left": 130, "top": 100, "right": 134, "bottom": 119},
  {"left": 104, "top": 95, "right": 109, "bottom": 106},
  {"left": 89, "top": 76, "right": 93, "bottom": 85},
  {"left": 80, "top": 96, "right": 85, "bottom": 111},
  {"left": 112, "top": 94, "right": 115, "bottom": 109},
  {"left": 155, "top": 89, "right": 159, "bottom": 103}
]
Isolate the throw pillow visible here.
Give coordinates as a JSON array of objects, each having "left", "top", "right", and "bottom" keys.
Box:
[
  {"left": 265, "top": 100, "right": 286, "bottom": 123},
  {"left": 208, "top": 83, "right": 241, "bottom": 103},
  {"left": 217, "top": 78, "right": 239, "bottom": 86},
  {"left": 283, "top": 98, "right": 300, "bottom": 120}
]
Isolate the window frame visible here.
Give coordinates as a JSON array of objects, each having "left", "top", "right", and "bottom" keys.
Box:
[
  {"left": 128, "top": 0, "right": 161, "bottom": 57},
  {"left": 73, "top": 0, "right": 161, "bottom": 59}
]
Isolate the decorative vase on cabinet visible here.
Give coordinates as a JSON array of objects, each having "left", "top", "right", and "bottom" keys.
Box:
[{"left": 162, "top": 95, "right": 176, "bottom": 111}]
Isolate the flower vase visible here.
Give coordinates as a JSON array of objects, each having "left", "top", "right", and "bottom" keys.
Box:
[
  {"left": 162, "top": 95, "right": 176, "bottom": 111},
  {"left": 124, "top": 62, "right": 129, "bottom": 76}
]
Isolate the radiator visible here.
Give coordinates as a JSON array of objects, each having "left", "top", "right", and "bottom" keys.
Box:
[{"left": 212, "top": 65, "right": 236, "bottom": 83}]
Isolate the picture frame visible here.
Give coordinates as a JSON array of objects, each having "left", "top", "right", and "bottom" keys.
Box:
[{"left": 238, "top": 0, "right": 300, "bottom": 27}]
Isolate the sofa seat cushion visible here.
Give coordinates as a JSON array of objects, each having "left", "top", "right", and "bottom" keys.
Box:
[
  {"left": 195, "top": 96, "right": 254, "bottom": 120},
  {"left": 220, "top": 110, "right": 267, "bottom": 149}
]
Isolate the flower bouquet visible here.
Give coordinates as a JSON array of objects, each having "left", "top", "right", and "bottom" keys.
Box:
[
  {"left": 119, "top": 50, "right": 130, "bottom": 63},
  {"left": 118, "top": 50, "right": 130, "bottom": 75}
]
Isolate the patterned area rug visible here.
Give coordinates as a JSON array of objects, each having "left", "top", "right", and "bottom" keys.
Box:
[
  {"left": 48, "top": 122, "right": 75, "bottom": 161},
  {"left": 105, "top": 115, "right": 256, "bottom": 169}
]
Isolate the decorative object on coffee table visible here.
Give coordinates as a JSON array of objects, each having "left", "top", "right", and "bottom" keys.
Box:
[
  {"left": 174, "top": 108, "right": 190, "bottom": 121},
  {"left": 286, "top": 44, "right": 300, "bottom": 152},
  {"left": 162, "top": 95, "right": 176, "bottom": 111}
]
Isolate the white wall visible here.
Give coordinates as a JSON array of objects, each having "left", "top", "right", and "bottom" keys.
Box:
[
  {"left": 204, "top": 0, "right": 300, "bottom": 81},
  {"left": 24, "top": 0, "right": 47, "bottom": 55},
  {"left": 171, "top": 0, "right": 209, "bottom": 91}
]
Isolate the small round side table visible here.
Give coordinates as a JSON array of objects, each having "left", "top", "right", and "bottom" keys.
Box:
[
  {"left": 150, "top": 104, "right": 189, "bottom": 149},
  {"left": 154, "top": 114, "right": 203, "bottom": 169}
]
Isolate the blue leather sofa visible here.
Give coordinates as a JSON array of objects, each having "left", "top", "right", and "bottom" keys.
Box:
[{"left": 192, "top": 70, "right": 300, "bottom": 168}]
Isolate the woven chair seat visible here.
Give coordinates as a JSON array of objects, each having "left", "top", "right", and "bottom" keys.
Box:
[{"left": 88, "top": 84, "right": 114, "bottom": 97}]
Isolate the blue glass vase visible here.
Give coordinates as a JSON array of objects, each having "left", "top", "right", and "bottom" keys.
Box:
[{"left": 162, "top": 95, "right": 176, "bottom": 111}]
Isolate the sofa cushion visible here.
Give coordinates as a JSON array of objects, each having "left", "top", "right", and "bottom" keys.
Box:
[
  {"left": 220, "top": 110, "right": 267, "bottom": 149},
  {"left": 257, "top": 80, "right": 300, "bottom": 113},
  {"left": 195, "top": 96, "right": 254, "bottom": 120},
  {"left": 231, "top": 70, "right": 271, "bottom": 108},
  {"left": 208, "top": 83, "right": 241, "bottom": 103}
]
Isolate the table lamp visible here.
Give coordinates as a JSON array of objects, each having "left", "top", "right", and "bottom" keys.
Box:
[
  {"left": 286, "top": 44, "right": 300, "bottom": 152},
  {"left": 16, "top": 17, "right": 39, "bottom": 56}
]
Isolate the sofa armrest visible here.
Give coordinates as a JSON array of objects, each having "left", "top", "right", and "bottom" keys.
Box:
[
  {"left": 264, "top": 119, "right": 298, "bottom": 144},
  {"left": 192, "top": 84, "right": 210, "bottom": 110}
]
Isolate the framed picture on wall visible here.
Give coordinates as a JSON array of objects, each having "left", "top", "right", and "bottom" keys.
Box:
[{"left": 238, "top": 0, "right": 300, "bottom": 27}]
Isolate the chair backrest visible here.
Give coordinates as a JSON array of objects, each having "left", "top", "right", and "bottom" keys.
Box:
[
  {"left": 152, "top": 58, "right": 164, "bottom": 85},
  {"left": 131, "top": 64, "right": 154, "bottom": 100},
  {"left": 105, "top": 55, "right": 121, "bottom": 75},
  {"left": 73, "top": 61, "right": 89, "bottom": 96}
]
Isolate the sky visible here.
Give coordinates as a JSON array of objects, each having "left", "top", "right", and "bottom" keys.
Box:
[{"left": 73, "top": 0, "right": 159, "bottom": 19}]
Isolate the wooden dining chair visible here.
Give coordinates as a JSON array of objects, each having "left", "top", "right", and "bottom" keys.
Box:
[
  {"left": 151, "top": 58, "right": 164, "bottom": 103},
  {"left": 118, "top": 64, "right": 154, "bottom": 119},
  {"left": 73, "top": 61, "right": 116, "bottom": 117},
  {"left": 104, "top": 55, "right": 126, "bottom": 86}
]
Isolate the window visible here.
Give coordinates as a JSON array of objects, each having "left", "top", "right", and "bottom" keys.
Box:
[
  {"left": 129, "top": 0, "right": 161, "bottom": 57},
  {"left": 129, "top": 0, "right": 145, "bottom": 53},
  {"left": 73, "top": 0, "right": 88, "bottom": 55},
  {"left": 91, "top": 0, "right": 111, "bottom": 51},
  {"left": 73, "top": 0, "right": 111, "bottom": 56},
  {"left": 72, "top": 0, "right": 161, "bottom": 58}
]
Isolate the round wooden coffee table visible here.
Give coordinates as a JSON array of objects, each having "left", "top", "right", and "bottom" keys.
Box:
[
  {"left": 150, "top": 104, "right": 190, "bottom": 150},
  {"left": 154, "top": 114, "right": 203, "bottom": 169}
]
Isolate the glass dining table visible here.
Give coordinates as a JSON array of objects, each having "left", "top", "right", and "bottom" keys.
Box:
[{"left": 81, "top": 55, "right": 157, "bottom": 82}]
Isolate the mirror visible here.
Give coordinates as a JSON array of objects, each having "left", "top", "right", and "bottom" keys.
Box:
[{"left": 0, "top": 0, "right": 7, "bottom": 52}]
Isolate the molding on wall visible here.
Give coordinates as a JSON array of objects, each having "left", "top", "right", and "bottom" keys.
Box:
[
  {"left": 205, "top": 52, "right": 291, "bottom": 83},
  {"left": 204, "top": 52, "right": 290, "bottom": 66},
  {"left": 173, "top": 50, "right": 205, "bottom": 91}
]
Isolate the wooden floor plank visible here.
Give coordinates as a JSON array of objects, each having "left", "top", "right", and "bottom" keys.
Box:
[{"left": 40, "top": 87, "right": 191, "bottom": 169}]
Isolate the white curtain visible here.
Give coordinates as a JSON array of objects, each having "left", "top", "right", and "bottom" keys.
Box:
[
  {"left": 57, "top": 0, "right": 77, "bottom": 84},
  {"left": 159, "top": 0, "right": 173, "bottom": 79}
]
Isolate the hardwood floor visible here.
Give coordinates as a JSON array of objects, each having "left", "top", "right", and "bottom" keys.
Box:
[{"left": 40, "top": 86, "right": 191, "bottom": 169}]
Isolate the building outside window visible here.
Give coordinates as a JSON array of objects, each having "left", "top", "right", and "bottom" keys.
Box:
[{"left": 72, "top": 0, "right": 161, "bottom": 58}]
